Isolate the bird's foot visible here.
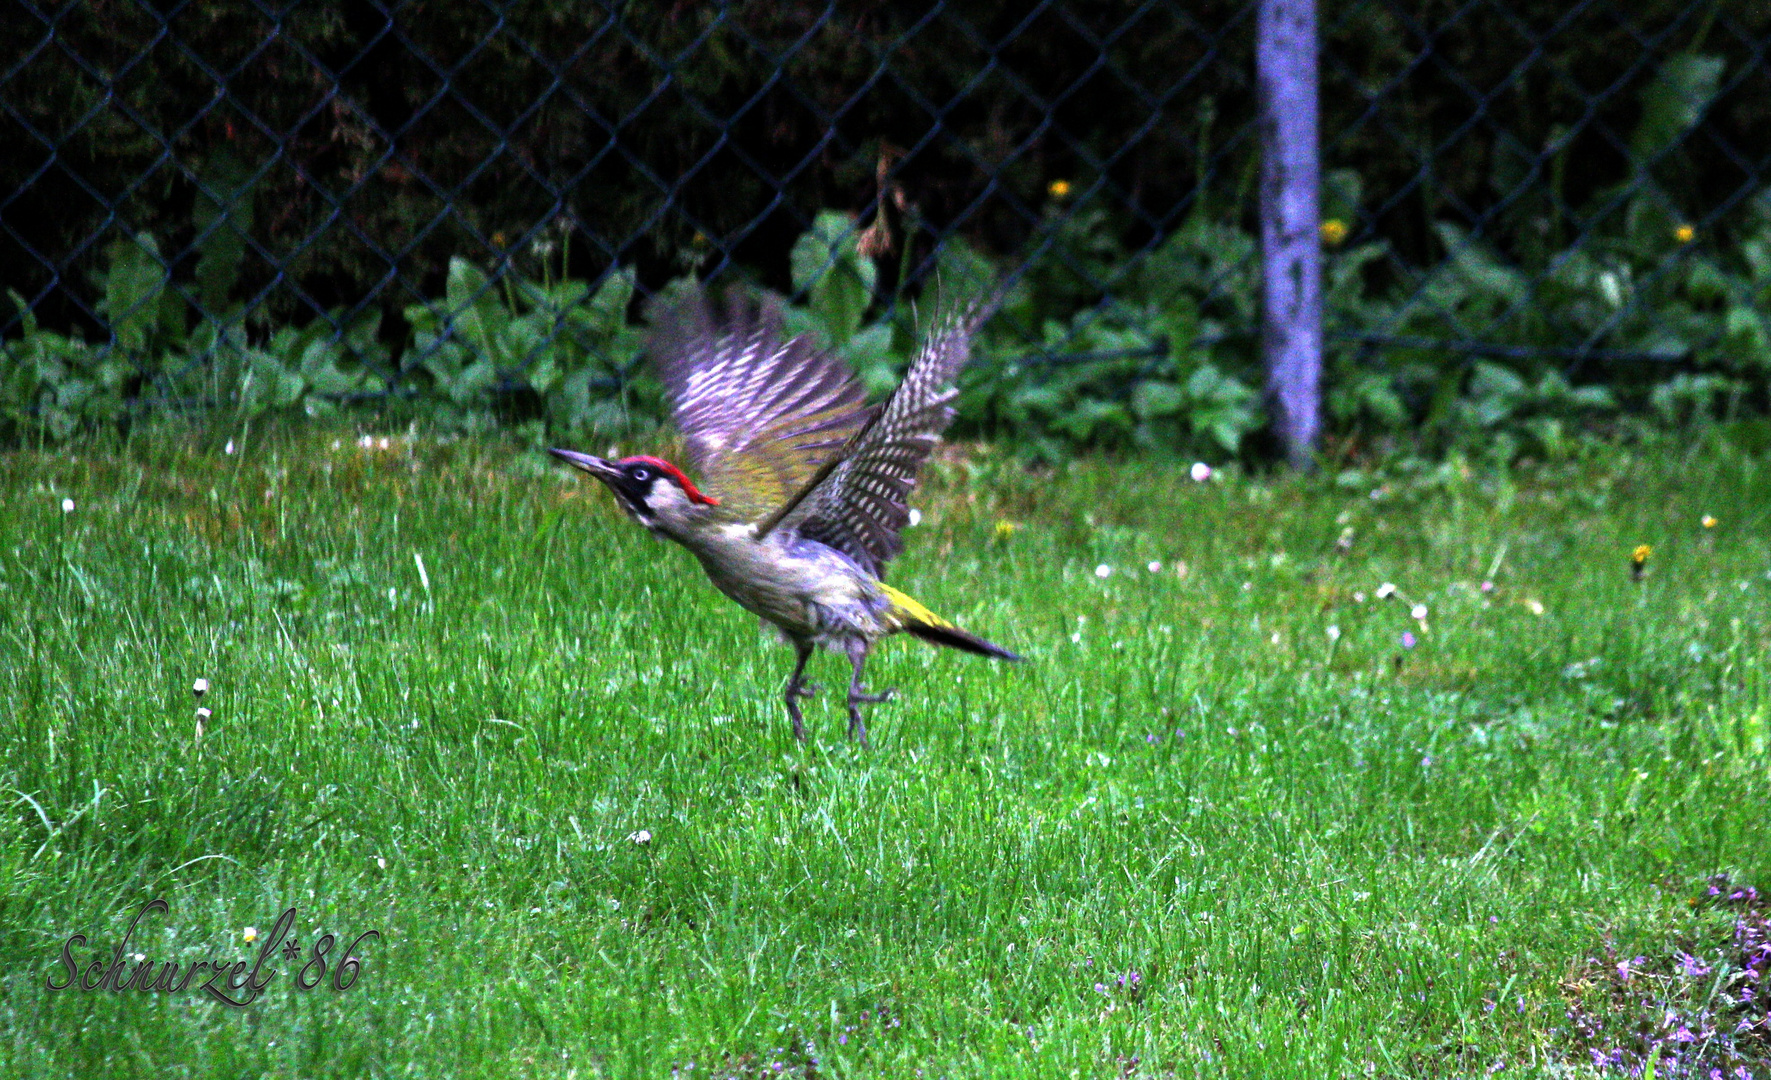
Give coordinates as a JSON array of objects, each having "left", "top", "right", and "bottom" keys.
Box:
[
  {"left": 784, "top": 680, "right": 821, "bottom": 743},
  {"left": 844, "top": 686, "right": 895, "bottom": 747}
]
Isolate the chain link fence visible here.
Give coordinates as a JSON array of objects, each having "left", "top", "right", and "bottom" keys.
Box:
[{"left": 3, "top": 0, "right": 1767, "bottom": 450}]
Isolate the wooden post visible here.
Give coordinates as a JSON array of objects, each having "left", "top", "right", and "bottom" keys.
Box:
[{"left": 1257, "top": 0, "right": 1322, "bottom": 469}]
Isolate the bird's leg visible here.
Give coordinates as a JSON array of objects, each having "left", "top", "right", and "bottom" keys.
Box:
[
  {"left": 844, "top": 641, "right": 895, "bottom": 747},
  {"left": 783, "top": 641, "right": 818, "bottom": 743}
]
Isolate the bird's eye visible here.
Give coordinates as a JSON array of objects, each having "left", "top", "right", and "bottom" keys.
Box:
[{"left": 630, "top": 467, "right": 651, "bottom": 482}]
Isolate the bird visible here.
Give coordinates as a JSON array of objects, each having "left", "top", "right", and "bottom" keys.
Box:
[{"left": 550, "top": 289, "right": 1020, "bottom": 746}]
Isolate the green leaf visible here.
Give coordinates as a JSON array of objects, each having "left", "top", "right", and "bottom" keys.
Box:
[
  {"left": 97, "top": 233, "right": 168, "bottom": 355},
  {"left": 931, "top": 237, "right": 999, "bottom": 314},
  {"left": 9, "top": 289, "right": 37, "bottom": 337},
  {"left": 1433, "top": 223, "right": 1528, "bottom": 307},
  {"left": 1466, "top": 361, "right": 1527, "bottom": 427},
  {"left": 444, "top": 257, "right": 511, "bottom": 371},
  {"left": 1050, "top": 397, "right": 1131, "bottom": 442},
  {"left": 298, "top": 336, "right": 365, "bottom": 397},
  {"left": 841, "top": 323, "right": 899, "bottom": 398},
  {"left": 790, "top": 212, "right": 875, "bottom": 345},
  {"left": 1130, "top": 379, "right": 1186, "bottom": 419},
  {"left": 1724, "top": 306, "right": 1771, "bottom": 370},
  {"left": 586, "top": 268, "right": 635, "bottom": 331},
  {"left": 191, "top": 149, "right": 255, "bottom": 317},
  {"left": 1631, "top": 54, "right": 1724, "bottom": 162}
]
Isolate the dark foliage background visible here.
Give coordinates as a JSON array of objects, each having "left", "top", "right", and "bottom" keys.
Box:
[
  {"left": 4, "top": 1, "right": 1764, "bottom": 323},
  {"left": 2, "top": 0, "right": 1769, "bottom": 456}
]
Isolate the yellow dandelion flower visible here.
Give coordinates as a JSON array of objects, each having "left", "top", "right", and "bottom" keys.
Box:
[
  {"left": 1320, "top": 219, "right": 1349, "bottom": 246},
  {"left": 1048, "top": 179, "right": 1072, "bottom": 199},
  {"left": 1701, "top": 515, "right": 1717, "bottom": 529},
  {"left": 1674, "top": 224, "right": 1695, "bottom": 244},
  {"left": 994, "top": 520, "right": 1017, "bottom": 540},
  {"left": 1630, "top": 543, "right": 1652, "bottom": 582}
]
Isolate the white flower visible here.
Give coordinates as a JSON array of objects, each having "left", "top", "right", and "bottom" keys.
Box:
[
  {"left": 1189, "top": 462, "right": 1212, "bottom": 483},
  {"left": 1375, "top": 582, "right": 1397, "bottom": 600},
  {"left": 627, "top": 829, "right": 652, "bottom": 846},
  {"left": 196, "top": 706, "right": 212, "bottom": 720},
  {"left": 1146, "top": 560, "right": 1162, "bottom": 573},
  {"left": 1410, "top": 603, "right": 1429, "bottom": 621},
  {"left": 1094, "top": 564, "right": 1113, "bottom": 579},
  {"left": 242, "top": 926, "right": 258, "bottom": 943},
  {"left": 60, "top": 498, "right": 75, "bottom": 514},
  {"left": 224, "top": 440, "right": 236, "bottom": 455},
  {"left": 1326, "top": 625, "right": 1341, "bottom": 642},
  {"left": 376, "top": 856, "right": 387, "bottom": 870},
  {"left": 192, "top": 678, "right": 209, "bottom": 697},
  {"left": 907, "top": 508, "right": 922, "bottom": 527}
]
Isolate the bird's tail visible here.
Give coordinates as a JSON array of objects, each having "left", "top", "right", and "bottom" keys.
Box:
[{"left": 879, "top": 582, "right": 1023, "bottom": 662}]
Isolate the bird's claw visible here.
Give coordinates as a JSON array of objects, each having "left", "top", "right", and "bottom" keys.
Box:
[
  {"left": 787, "top": 681, "right": 821, "bottom": 701},
  {"left": 849, "top": 686, "right": 895, "bottom": 705}
]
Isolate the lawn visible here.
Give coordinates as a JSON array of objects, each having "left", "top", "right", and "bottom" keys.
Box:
[{"left": 1, "top": 425, "right": 1767, "bottom": 1078}]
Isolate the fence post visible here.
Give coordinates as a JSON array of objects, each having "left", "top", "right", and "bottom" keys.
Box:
[{"left": 1257, "top": 0, "right": 1322, "bottom": 469}]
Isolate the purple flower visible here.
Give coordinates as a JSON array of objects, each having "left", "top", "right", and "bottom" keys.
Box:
[{"left": 1401, "top": 631, "right": 1417, "bottom": 649}]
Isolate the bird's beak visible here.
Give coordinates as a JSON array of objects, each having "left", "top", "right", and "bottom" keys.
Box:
[{"left": 548, "top": 448, "right": 620, "bottom": 482}]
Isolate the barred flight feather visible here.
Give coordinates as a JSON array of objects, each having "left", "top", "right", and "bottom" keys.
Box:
[
  {"left": 649, "top": 292, "right": 872, "bottom": 521},
  {"left": 791, "top": 304, "right": 985, "bottom": 577}
]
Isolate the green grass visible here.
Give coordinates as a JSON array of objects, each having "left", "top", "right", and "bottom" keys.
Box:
[{"left": 1, "top": 426, "right": 1768, "bottom": 1077}]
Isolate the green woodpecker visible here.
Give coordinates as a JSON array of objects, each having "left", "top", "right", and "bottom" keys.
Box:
[{"left": 551, "top": 291, "right": 1020, "bottom": 745}]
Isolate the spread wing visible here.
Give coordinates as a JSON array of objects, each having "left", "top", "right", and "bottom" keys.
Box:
[
  {"left": 649, "top": 291, "right": 873, "bottom": 522},
  {"left": 779, "top": 304, "right": 984, "bottom": 578}
]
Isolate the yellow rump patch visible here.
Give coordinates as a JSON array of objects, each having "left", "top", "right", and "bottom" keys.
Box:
[{"left": 877, "top": 581, "right": 954, "bottom": 630}]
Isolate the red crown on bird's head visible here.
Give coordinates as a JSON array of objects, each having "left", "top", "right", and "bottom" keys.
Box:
[{"left": 617, "top": 456, "right": 720, "bottom": 506}]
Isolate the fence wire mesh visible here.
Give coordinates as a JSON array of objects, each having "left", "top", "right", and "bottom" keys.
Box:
[{"left": 2, "top": 0, "right": 1767, "bottom": 443}]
